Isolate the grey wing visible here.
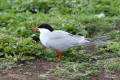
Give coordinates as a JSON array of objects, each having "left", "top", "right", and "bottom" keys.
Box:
[
  {"left": 46, "top": 37, "right": 75, "bottom": 51},
  {"left": 46, "top": 30, "right": 89, "bottom": 51}
]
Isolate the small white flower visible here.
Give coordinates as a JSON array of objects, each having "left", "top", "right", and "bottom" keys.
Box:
[
  {"left": 95, "top": 13, "right": 105, "bottom": 18},
  {"left": 13, "top": 45, "right": 17, "bottom": 49},
  {"left": 31, "top": 34, "right": 36, "bottom": 37}
]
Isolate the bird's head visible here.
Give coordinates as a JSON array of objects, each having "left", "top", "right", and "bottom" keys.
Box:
[{"left": 32, "top": 24, "right": 54, "bottom": 33}]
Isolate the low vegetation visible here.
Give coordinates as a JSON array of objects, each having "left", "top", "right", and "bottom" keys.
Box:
[{"left": 0, "top": 0, "right": 120, "bottom": 80}]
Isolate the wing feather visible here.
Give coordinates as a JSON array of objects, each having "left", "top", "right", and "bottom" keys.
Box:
[{"left": 46, "top": 30, "right": 88, "bottom": 51}]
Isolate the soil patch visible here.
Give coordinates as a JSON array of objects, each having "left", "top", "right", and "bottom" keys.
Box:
[{"left": 0, "top": 59, "right": 63, "bottom": 80}]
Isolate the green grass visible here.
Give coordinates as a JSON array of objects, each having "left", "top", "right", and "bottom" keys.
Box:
[{"left": 0, "top": 0, "right": 120, "bottom": 79}]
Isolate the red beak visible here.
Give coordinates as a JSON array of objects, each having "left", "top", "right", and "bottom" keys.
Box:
[{"left": 32, "top": 28, "right": 39, "bottom": 30}]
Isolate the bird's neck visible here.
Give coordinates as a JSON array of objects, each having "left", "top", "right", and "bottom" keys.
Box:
[{"left": 39, "top": 29, "right": 51, "bottom": 34}]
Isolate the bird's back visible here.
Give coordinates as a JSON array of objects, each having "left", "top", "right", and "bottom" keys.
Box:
[{"left": 46, "top": 30, "right": 89, "bottom": 51}]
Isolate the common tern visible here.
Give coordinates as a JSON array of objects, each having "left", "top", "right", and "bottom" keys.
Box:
[{"left": 32, "top": 24, "right": 117, "bottom": 60}]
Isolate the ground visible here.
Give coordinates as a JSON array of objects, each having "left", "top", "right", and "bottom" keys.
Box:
[
  {"left": 0, "top": 58, "right": 120, "bottom": 80},
  {"left": 0, "top": 59, "right": 63, "bottom": 80}
]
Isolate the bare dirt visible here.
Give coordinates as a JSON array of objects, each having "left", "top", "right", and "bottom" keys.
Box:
[
  {"left": 0, "top": 59, "right": 63, "bottom": 80},
  {"left": 87, "top": 70, "right": 120, "bottom": 80},
  {"left": 0, "top": 58, "right": 120, "bottom": 80}
]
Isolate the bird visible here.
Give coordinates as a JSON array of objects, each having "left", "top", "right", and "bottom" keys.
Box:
[{"left": 32, "top": 24, "right": 119, "bottom": 60}]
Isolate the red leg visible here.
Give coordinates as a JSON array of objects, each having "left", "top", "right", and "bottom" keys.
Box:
[
  {"left": 59, "top": 51, "right": 62, "bottom": 58},
  {"left": 57, "top": 52, "right": 59, "bottom": 56},
  {"left": 55, "top": 52, "right": 59, "bottom": 60},
  {"left": 55, "top": 51, "right": 62, "bottom": 60}
]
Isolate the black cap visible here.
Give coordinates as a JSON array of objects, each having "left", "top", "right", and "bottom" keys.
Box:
[{"left": 38, "top": 24, "right": 54, "bottom": 32}]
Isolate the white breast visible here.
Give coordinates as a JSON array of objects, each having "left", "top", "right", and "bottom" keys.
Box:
[
  {"left": 40, "top": 34, "right": 48, "bottom": 46},
  {"left": 39, "top": 29, "right": 51, "bottom": 47}
]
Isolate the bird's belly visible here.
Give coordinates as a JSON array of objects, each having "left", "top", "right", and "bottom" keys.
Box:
[{"left": 46, "top": 41, "right": 71, "bottom": 51}]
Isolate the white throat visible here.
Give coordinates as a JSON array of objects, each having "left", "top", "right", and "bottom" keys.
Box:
[{"left": 39, "top": 28, "right": 51, "bottom": 47}]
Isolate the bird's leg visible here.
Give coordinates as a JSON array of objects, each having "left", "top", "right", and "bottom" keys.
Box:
[
  {"left": 55, "top": 51, "right": 62, "bottom": 60},
  {"left": 55, "top": 52, "right": 59, "bottom": 60},
  {"left": 59, "top": 51, "right": 62, "bottom": 58},
  {"left": 57, "top": 52, "right": 59, "bottom": 56}
]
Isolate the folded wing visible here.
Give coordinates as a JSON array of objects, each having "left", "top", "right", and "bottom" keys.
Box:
[{"left": 46, "top": 30, "right": 89, "bottom": 51}]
